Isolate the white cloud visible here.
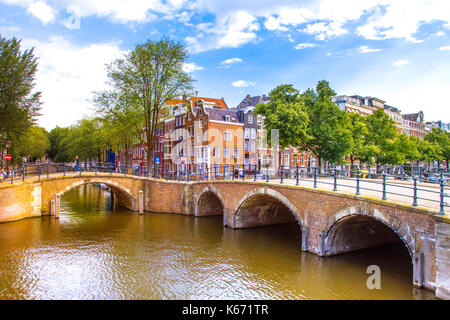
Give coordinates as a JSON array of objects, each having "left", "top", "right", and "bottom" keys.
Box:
[
  {"left": 294, "top": 43, "right": 317, "bottom": 50},
  {"left": 221, "top": 57, "right": 242, "bottom": 65},
  {"left": 27, "top": 1, "right": 56, "bottom": 25},
  {"left": 359, "top": 45, "right": 382, "bottom": 53},
  {"left": 394, "top": 59, "right": 410, "bottom": 66},
  {"left": 302, "top": 21, "right": 348, "bottom": 40},
  {"left": 182, "top": 62, "right": 203, "bottom": 72},
  {"left": 232, "top": 80, "right": 255, "bottom": 87},
  {"left": 356, "top": 0, "right": 450, "bottom": 42},
  {"left": 434, "top": 31, "right": 445, "bottom": 37},
  {"left": 440, "top": 45, "right": 450, "bottom": 51},
  {"left": 21, "top": 36, "right": 127, "bottom": 130}
]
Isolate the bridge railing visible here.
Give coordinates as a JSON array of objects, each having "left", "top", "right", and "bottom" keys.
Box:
[{"left": 1, "top": 161, "right": 448, "bottom": 215}]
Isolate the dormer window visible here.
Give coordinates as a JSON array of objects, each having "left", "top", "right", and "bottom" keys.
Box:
[
  {"left": 225, "top": 115, "right": 231, "bottom": 122},
  {"left": 248, "top": 115, "right": 253, "bottom": 124}
]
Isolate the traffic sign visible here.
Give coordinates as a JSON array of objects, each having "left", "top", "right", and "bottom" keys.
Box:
[
  {"left": 155, "top": 156, "right": 160, "bottom": 163},
  {"left": 5, "top": 154, "right": 11, "bottom": 161}
]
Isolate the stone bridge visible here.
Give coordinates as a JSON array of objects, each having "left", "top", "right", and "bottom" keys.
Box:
[{"left": 0, "top": 173, "right": 449, "bottom": 299}]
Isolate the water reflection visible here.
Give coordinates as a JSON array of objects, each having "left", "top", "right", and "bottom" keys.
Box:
[{"left": 0, "top": 184, "right": 437, "bottom": 300}]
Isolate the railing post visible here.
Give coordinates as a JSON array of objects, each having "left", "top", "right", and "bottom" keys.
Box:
[
  {"left": 280, "top": 165, "right": 284, "bottom": 184},
  {"left": 356, "top": 166, "right": 360, "bottom": 195},
  {"left": 439, "top": 168, "right": 445, "bottom": 215},
  {"left": 242, "top": 164, "right": 246, "bottom": 181},
  {"left": 254, "top": 165, "right": 257, "bottom": 181},
  {"left": 266, "top": 163, "right": 269, "bottom": 183},
  {"left": 296, "top": 164, "right": 299, "bottom": 186},
  {"left": 413, "top": 176, "right": 418, "bottom": 207},
  {"left": 368, "top": 164, "right": 371, "bottom": 179},
  {"left": 223, "top": 165, "right": 226, "bottom": 180},
  {"left": 214, "top": 164, "right": 217, "bottom": 181},
  {"left": 333, "top": 168, "right": 337, "bottom": 191},
  {"left": 206, "top": 167, "right": 209, "bottom": 181},
  {"left": 177, "top": 170, "right": 180, "bottom": 182},
  {"left": 38, "top": 164, "right": 41, "bottom": 180},
  {"left": 47, "top": 164, "right": 49, "bottom": 178},
  {"left": 187, "top": 166, "right": 190, "bottom": 182},
  {"left": 313, "top": 167, "right": 317, "bottom": 188},
  {"left": 165, "top": 167, "right": 168, "bottom": 181},
  {"left": 382, "top": 172, "right": 387, "bottom": 200},
  {"left": 232, "top": 164, "right": 235, "bottom": 181}
]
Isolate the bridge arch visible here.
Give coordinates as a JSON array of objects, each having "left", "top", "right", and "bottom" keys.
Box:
[
  {"left": 195, "top": 186, "right": 226, "bottom": 216},
  {"left": 233, "top": 188, "right": 302, "bottom": 229},
  {"left": 322, "top": 205, "right": 414, "bottom": 258},
  {"left": 56, "top": 178, "right": 137, "bottom": 211}
]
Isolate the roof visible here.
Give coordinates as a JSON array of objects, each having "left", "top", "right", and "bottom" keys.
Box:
[
  {"left": 204, "top": 107, "right": 241, "bottom": 123},
  {"left": 236, "top": 94, "right": 270, "bottom": 109},
  {"left": 166, "top": 96, "right": 228, "bottom": 109}
]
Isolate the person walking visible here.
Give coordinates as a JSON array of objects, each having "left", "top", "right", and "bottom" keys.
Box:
[
  {"left": 75, "top": 156, "right": 80, "bottom": 172},
  {"left": 116, "top": 160, "right": 121, "bottom": 173}
]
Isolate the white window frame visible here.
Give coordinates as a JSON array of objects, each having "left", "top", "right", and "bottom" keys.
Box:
[{"left": 224, "top": 147, "right": 230, "bottom": 158}]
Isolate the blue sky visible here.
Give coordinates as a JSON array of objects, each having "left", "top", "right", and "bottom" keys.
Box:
[{"left": 1, "top": 0, "right": 450, "bottom": 130}]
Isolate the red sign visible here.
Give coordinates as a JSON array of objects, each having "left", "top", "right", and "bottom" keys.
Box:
[{"left": 5, "top": 154, "right": 12, "bottom": 161}]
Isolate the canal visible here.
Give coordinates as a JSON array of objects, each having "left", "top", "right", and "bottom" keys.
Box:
[{"left": 0, "top": 184, "right": 437, "bottom": 300}]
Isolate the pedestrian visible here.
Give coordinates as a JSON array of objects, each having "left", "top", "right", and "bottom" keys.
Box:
[
  {"left": 116, "top": 160, "right": 121, "bottom": 173},
  {"left": 75, "top": 156, "right": 80, "bottom": 172},
  {"left": 0, "top": 168, "right": 6, "bottom": 181}
]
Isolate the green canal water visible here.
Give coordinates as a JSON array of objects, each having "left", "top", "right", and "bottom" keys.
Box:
[{"left": 0, "top": 184, "right": 437, "bottom": 300}]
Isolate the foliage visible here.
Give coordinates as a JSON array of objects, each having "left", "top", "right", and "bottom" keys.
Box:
[
  {"left": 12, "top": 126, "right": 49, "bottom": 161},
  {"left": 301, "top": 80, "right": 352, "bottom": 164},
  {"left": 0, "top": 34, "right": 41, "bottom": 150},
  {"left": 93, "top": 37, "right": 193, "bottom": 168},
  {"left": 254, "top": 84, "right": 309, "bottom": 149}
]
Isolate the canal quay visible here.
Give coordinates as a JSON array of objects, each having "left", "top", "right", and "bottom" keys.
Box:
[{"left": 0, "top": 172, "right": 449, "bottom": 300}]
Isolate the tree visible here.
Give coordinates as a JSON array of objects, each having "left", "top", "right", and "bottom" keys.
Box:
[
  {"left": 254, "top": 84, "right": 309, "bottom": 148},
  {"left": 48, "top": 126, "right": 70, "bottom": 162},
  {"left": 59, "top": 118, "right": 105, "bottom": 161},
  {"left": 0, "top": 35, "right": 41, "bottom": 156},
  {"left": 425, "top": 128, "right": 449, "bottom": 168},
  {"left": 364, "top": 108, "right": 398, "bottom": 167},
  {"left": 93, "top": 37, "right": 193, "bottom": 169},
  {"left": 346, "top": 112, "right": 369, "bottom": 168},
  {"left": 13, "top": 126, "right": 49, "bottom": 160},
  {"left": 301, "top": 80, "right": 352, "bottom": 164}
]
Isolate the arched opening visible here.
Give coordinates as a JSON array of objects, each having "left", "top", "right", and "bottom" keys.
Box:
[
  {"left": 234, "top": 194, "right": 298, "bottom": 229},
  {"left": 323, "top": 215, "right": 411, "bottom": 257},
  {"left": 197, "top": 191, "right": 224, "bottom": 216},
  {"left": 58, "top": 181, "right": 135, "bottom": 213}
]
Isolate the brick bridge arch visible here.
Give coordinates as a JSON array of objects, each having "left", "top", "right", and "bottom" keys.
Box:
[
  {"left": 322, "top": 205, "right": 414, "bottom": 258},
  {"left": 195, "top": 186, "right": 226, "bottom": 217},
  {"left": 40, "top": 175, "right": 146, "bottom": 212},
  {"left": 233, "top": 187, "right": 303, "bottom": 229},
  {"left": 56, "top": 178, "right": 136, "bottom": 211}
]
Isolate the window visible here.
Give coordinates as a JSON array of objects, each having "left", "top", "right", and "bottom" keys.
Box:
[
  {"left": 244, "top": 128, "right": 249, "bottom": 138},
  {"left": 188, "top": 113, "right": 191, "bottom": 121},
  {"left": 225, "top": 115, "right": 231, "bottom": 122},
  {"left": 251, "top": 141, "right": 256, "bottom": 153},
  {"left": 213, "top": 147, "right": 220, "bottom": 158},
  {"left": 284, "top": 154, "right": 289, "bottom": 166},
  {"left": 203, "top": 131, "right": 208, "bottom": 142},
  {"left": 251, "top": 128, "right": 256, "bottom": 139},
  {"left": 244, "top": 141, "right": 249, "bottom": 152},
  {"left": 224, "top": 147, "right": 230, "bottom": 158},
  {"left": 224, "top": 131, "right": 232, "bottom": 141},
  {"left": 248, "top": 115, "right": 253, "bottom": 124},
  {"left": 234, "top": 148, "right": 239, "bottom": 158}
]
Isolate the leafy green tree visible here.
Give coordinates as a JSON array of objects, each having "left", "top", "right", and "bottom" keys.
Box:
[
  {"left": 364, "top": 108, "right": 398, "bottom": 166},
  {"left": 48, "top": 126, "right": 71, "bottom": 162},
  {"left": 301, "top": 80, "right": 352, "bottom": 164},
  {"left": 0, "top": 35, "right": 41, "bottom": 154},
  {"left": 12, "top": 126, "right": 49, "bottom": 160},
  {"left": 254, "top": 84, "right": 310, "bottom": 149},
  {"left": 425, "top": 128, "right": 449, "bottom": 168},
  {"left": 346, "top": 112, "right": 369, "bottom": 168},
  {"left": 94, "top": 37, "right": 193, "bottom": 169},
  {"left": 59, "top": 118, "right": 105, "bottom": 161}
]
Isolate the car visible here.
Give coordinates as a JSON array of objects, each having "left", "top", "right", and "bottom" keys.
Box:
[{"left": 426, "top": 174, "right": 441, "bottom": 183}]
